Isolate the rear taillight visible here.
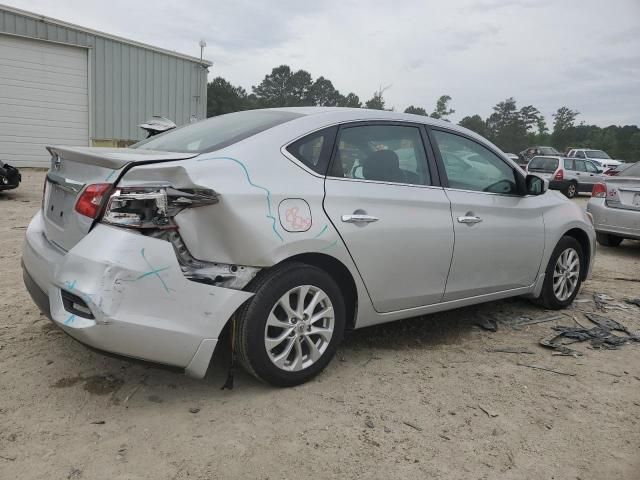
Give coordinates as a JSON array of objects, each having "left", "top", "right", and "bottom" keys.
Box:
[
  {"left": 101, "top": 186, "right": 218, "bottom": 229},
  {"left": 554, "top": 169, "right": 564, "bottom": 181},
  {"left": 75, "top": 183, "right": 112, "bottom": 219},
  {"left": 592, "top": 182, "right": 606, "bottom": 198}
]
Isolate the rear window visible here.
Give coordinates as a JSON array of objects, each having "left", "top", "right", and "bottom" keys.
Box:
[
  {"left": 132, "top": 110, "right": 303, "bottom": 153},
  {"left": 619, "top": 162, "right": 640, "bottom": 177},
  {"left": 528, "top": 156, "right": 559, "bottom": 172}
]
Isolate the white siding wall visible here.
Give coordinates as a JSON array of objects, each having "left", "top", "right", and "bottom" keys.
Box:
[{"left": 0, "top": 34, "right": 88, "bottom": 167}]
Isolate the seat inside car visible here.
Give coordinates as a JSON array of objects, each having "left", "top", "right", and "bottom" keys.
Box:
[{"left": 363, "top": 150, "right": 405, "bottom": 183}]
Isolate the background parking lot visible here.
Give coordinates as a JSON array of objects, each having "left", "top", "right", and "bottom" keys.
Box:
[{"left": 1, "top": 170, "right": 639, "bottom": 479}]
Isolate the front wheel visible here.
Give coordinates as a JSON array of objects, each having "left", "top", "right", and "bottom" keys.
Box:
[
  {"left": 234, "top": 262, "right": 345, "bottom": 387},
  {"left": 596, "top": 232, "right": 623, "bottom": 247},
  {"left": 535, "top": 236, "right": 584, "bottom": 310}
]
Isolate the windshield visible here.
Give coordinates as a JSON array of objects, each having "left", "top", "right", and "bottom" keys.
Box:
[
  {"left": 528, "top": 156, "right": 559, "bottom": 172},
  {"left": 585, "top": 150, "right": 611, "bottom": 159},
  {"left": 132, "top": 110, "right": 303, "bottom": 153},
  {"left": 539, "top": 147, "right": 561, "bottom": 155},
  {"left": 619, "top": 162, "right": 640, "bottom": 177}
]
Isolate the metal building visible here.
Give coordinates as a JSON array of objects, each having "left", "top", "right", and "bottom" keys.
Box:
[{"left": 0, "top": 4, "right": 211, "bottom": 167}]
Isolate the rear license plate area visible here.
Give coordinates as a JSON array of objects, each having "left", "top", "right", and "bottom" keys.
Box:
[{"left": 46, "top": 182, "right": 73, "bottom": 227}]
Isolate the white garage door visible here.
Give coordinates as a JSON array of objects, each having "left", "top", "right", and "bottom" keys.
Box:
[{"left": 0, "top": 34, "right": 89, "bottom": 168}]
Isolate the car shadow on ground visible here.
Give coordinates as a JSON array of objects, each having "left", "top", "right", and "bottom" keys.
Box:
[{"left": 46, "top": 295, "right": 540, "bottom": 402}]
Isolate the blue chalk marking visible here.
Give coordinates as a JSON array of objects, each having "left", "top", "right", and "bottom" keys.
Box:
[
  {"left": 64, "top": 280, "right": 77, "bottom": 291},
  {"left": 319, "top": 240, "right": 338, "bottom": 252},
  {"left": 64, "top": 314, "right": 76, "bottom": 325},
  {"left": 105, "top": 170, "right": 116, "bottom": 181},
  {"left": 196, "top": 156, "right": 284, "bottom": 242},
  {"left": 136, "top": 266, "right": 170, "bottom": 280},
  {"left": 313, "top": 224, "right": 328, "bottom": 238},
  {"left": 139, "top": 248, "right": 172, "bottom": 293}
]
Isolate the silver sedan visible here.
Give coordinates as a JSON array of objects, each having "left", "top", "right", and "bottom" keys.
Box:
[
  {"left": 587, "top": 161, "right": 640, "bottom": 246},
  {"left": 22, "top": 108, "right": 596, "bottom": 386}
]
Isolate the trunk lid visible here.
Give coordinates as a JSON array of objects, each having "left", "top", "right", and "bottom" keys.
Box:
[
  {"left": 42, "top": 146, "right": 198, "bottom": 251},
  {"left": 605, "top": 176, "right": 640, "bottom": 211}
]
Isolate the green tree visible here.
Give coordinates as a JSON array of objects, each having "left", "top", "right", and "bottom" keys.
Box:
[
  {"left": 430, "top": 95, "right": 455, "bottom": 121},
  {"left": 337, "top": 92, "right": 362, "bottom": 108},
  {"left": 551, "top": 106, "right": 580, "bottom": 150},
  {"left": 206, "top": 77, "right": 251, "bottom": 117},
  {"left": 404, "top": 105, "right": 428, "bottom": 116},
  {"left": 365, "top": 89, "right": 387, "bottom": 110},
  {"left": 628, "top": 132, "right": 640, "bottom": 161},
  {"left": 252, "top": 65, "right": 313, "bottom": 107},
  {"left": 485, "top": 97, "right": 528, "bottom": 152},
  {"left": 458, "top": 114, "right": 488, "bottom": 137},
  {"left": 306, "top": 76, "right": 342, "bottom": 106}
]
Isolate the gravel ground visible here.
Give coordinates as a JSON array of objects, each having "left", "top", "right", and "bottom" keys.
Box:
[{"left": 1, "top": 170, "right": 639, "bottom": 480}]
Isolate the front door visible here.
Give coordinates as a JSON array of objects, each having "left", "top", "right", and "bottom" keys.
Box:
[
  {"left": 429, "top": 128, "right": 545, "bottom": 301},
  {"left": 323, "top": 122, "right": 454, "bottom": 313}
]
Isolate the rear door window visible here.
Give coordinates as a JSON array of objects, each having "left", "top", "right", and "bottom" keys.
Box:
[
  {"left": 528, "top": 156, "right": 559, "bottom": 172},
  {"left": 329, "top": 124, "right": 431, "bottom": 185},
  {"left": 574, "top": 160, "right": 587, "bottom": 172}
]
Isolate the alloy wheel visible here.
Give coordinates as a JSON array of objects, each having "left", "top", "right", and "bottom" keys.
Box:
[
  {"left": 552, "top": 248, "right": 580, "bottom": 301},
  {"left": 567, "top": 184, "right": 576, "bottom": 197},
  {"left": 264, "top": 285, "right": 335, "bottom": 372}
]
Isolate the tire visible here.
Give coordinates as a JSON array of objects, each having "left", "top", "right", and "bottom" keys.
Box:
[
  {"left": 535, "top": 236, "right": 584, "bottom": 310},
  {"left": 596, "top": 232, "right": 623, "bottom": 247},
  {"left": 234, "top": 262, "right": 346, "bottom": 387},
  {"left": 564, "top": 182, "right": 577, "bottom": 198}
]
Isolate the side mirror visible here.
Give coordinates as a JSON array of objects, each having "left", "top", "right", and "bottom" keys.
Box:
[{"left": 526, "top": 174, "right": 548, "bottom": 195}]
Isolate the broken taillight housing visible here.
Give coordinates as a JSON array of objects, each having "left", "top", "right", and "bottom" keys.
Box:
[
  {"left": 75, "top": 183, "right": 113, "bottom": 219},
  {"left": 101, "top": 186, "right": 218, "bottom": 229}
]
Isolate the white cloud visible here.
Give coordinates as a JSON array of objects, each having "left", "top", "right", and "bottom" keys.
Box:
[{"left": 5, "top": 0, "right": 640, "bottom": 126}]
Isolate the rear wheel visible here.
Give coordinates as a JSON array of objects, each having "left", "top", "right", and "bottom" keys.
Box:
[
  {"left": 564, "top": 182, "right": 577, "bottom": 198},
  {"left": 535, "top": 236, "right": 583, "bottom": 310},
  {"left": 596, "top": 232, "right": 623, "bottom": 247},
  {"left": 234, "top": 262, "right": 345, "bottom": 387}
]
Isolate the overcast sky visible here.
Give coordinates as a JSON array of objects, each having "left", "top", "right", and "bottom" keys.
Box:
[{"left": 6, "top": 0, "right": 640, "bottom": 126}]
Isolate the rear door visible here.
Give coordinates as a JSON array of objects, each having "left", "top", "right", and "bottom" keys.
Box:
[
  {"left": 323, "top": 122, "right": 454, "bottom": 313},
  {"left": 429, "top": 128, "right": 545, "bottom": 301}
]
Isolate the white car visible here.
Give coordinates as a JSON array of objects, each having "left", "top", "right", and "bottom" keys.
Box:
[
  {"left": 567, "top": 149, "right": 622, "bottom": 170},
  {"left": 22, "top": 108, "right": 596, "bottom": 386}
]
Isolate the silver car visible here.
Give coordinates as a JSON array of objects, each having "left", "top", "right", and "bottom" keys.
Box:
[
  {"left": 587, "top": 161, "right": 640, "bottom": 246},
  {"left": 22, "top": 108, "right": 596, "bottom": 386},
  {"left": 527, "top": 156, "right": 604, "bottom": 198}
]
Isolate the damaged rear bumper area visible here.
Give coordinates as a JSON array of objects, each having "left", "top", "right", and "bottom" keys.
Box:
[{"left": 22, "top": 211, "right": 253, "bottom": 378}]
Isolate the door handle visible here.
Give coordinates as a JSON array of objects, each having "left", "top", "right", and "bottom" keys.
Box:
[
  {"left": 457, "top": 215, "right": 482, "bottom": 225},
  {"left": 341, "top": 214, "right": 379, "bottom": 224}
]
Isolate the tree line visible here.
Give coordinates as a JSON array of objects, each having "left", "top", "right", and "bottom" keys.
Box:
[{"left": 207, "top": 65, "right": 640, "bottom": 162}]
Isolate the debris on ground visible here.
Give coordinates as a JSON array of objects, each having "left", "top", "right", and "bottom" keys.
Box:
[
  {"left": 624, "top": 298, "right": 640, "bottom": 308},
  {"left": 478, "top": 405, "right": 499, "bottom": 417},
  {"left": 189, "top": 407, "right": 200, "bottom": 414},
  {"left": 476, "top": 317, "right": 498, "bottom": 332},
  {"left": 593, "top": 293, "right": 614, "bottom": 310},
  {"left": 584, "top": 313, "right": 632, "bottom": 334},
  {"left": 499, "top": 314, "right": 564, "bottom": 330},
  {"left": 486, "top": 347, "right": 534, "bottom": 354},
  {"left": 516, "top": 362, "right": 576, "bottom": 377}
]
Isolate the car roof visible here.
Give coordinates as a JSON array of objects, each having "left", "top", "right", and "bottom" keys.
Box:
[{"left": 268, "top": 106, "right": 477, "bottom": 135}]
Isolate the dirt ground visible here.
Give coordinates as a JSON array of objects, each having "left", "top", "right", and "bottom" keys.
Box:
[{"left": 1, "top": 170, "right": 639, "bottom": 480}]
